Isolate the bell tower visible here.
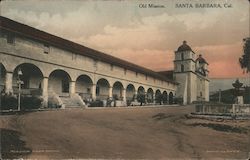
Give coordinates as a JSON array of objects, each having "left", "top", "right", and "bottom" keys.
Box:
[{"left": 173, "top": 41, "right": 197, "bottom": 104}]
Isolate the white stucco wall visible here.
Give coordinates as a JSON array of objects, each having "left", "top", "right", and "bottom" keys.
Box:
[
  {"left": 174, "top": 48, "right": 209, "bottom": 104},
  {"left": 0, "top": 30, "right": 177, "bottom": 95}
]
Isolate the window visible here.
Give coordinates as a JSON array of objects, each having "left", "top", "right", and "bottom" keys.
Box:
[
  {"left": 124, "top": 69, "right": 127, "bottom": 75},
  {"left": 181, "top": 53, "right": 184, "bottom": 60},
  {"left": 145, "top": 75, "right": 148, "bottom": 80},
  {"left": 136, "top": 72, "right": 138, "bottom": 77},
  {"left": 44, "top": 44, "right": 50, "bottom": 54},
  {"left": 181, "top": 64, "right": 184, "bottom": 72},
  {"left": 7, "top": 33, "right": 15, "bottom": 44},
  {"left": 110, "top": 64, "right": 114, "bottom": 71}
]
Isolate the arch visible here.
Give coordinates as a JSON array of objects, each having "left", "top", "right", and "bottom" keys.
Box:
[
  {"left": 162, "top": 91, "right": 168, "bottom": 104},
  {"left": 137, "top": 86, "right": 146, "bottom": 105},
  {"left": 169, "top": 92, "right": 174, "bottom": 104},
  {"left": 75, "top": 75, "right": 93, "bottom": 100},
  {"left": 112, "top": 81, "right": 123, "bottom": 100},
  {"left": 48, "top": 69, "right": 71, "bottom": 94},
  {"left": 96, "top": 78, "right": 110, "bottom": 100},
  {"left": 138, "top": 86, "right": 145, "bottom": 94},
  {"left": 126, "top": 84, "right": 135, "bottom": 102},
  {"left": 155, "top": 89, "right": 162, "bottom": 105},
  {"left": 12, "top": 63, "right": 44, "bottom": 95},
  {"left": 0, "top": 64, "right": 6, "bottom": 93},
  {"left": 147, "top": 88, "right": 154, "bottom": 103}
]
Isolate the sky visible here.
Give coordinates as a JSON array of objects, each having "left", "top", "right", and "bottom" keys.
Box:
[{"left": 0, "top": 0, "right": 249, "bottom": 78}]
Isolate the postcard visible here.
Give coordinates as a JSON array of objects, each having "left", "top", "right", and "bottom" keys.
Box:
[{"left": 0, "top": 0, "right": 249, "bottom": 159}]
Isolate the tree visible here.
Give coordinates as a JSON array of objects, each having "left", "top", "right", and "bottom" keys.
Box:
[
  {"left": 239, "top": 38, "right": 250, "bottom": 73},
  {"left": 137, "top": 93, "right": 145, "bottom": 106}
]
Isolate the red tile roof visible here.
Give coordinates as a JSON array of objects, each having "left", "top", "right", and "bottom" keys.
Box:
[{"left": 0, "top": 16, "right": 177, "bottom": 84}]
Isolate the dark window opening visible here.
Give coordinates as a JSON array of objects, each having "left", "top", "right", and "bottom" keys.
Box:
[
  {"left": 181, "top": 65, "right": 184, "bottom": 72},
  {"left": 7, "top": 33, "right": 15, "bottom": 44},
  {"left": 181, "top": 53, "right": 184, "bottom": 60}
]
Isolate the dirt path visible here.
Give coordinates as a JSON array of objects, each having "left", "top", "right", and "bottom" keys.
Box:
[{"left": 1, "top": 106, "right": 249, "bottom": 159}]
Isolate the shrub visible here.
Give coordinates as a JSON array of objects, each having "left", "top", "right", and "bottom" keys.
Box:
[
  {"left": 174, "top": 97, "right": 183, "bottom": 105},
  {"left": 155, "top": 94, "right": 162, "bottom": 104},
  {"left": 20, "top": 96, "right": 42, "bottom": 110},
  {"left": 0, "top": 94, "right": 42, "bottom": 110},
  {"left": 0, "top": 94, "right": 17, "bottom": 110},
  {"left": 137, "top": 94, "right": 146, "bottom": 105},
  {"left": 89, "top": 100, "right": 104, "bottom": 107}
]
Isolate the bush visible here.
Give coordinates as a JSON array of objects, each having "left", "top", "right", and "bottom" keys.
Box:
[
  {"left": 0, "top": 94, "right": 42, "bottom": 110},
  {"left": 1, "top": 94, "right": 17, "bottom": 110},
  {"left": 155, "top": 94, "right": 162, "bottom": 104},
  {"left": 89, "top": 100, "right": 104, "bottom": 107},
  {"left": 137, "top": 94, "right": 146, "bottom": 105},
  {"left": 174, "top": 97, "right": 183, "bottom": 105},
  {"left": 20, "top": 96, "right": 42, "bottom": 110}
]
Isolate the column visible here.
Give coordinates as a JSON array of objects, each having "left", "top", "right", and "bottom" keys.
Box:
[
  {"left": 153, "top": 93, "right": 156, "bottom": 104},
  {"left": 91, "top": 84, "right": 96, "bottom": 100},
  {"left": 69, "top": 81, "right": 76, "bottom": 94},
  {"left": 5, "top": 72, "right": 13, "bottom": 94},
  {"left": 42, "top": 77, "right": 48, "bottom": 108},
  {"left": 122, "top": 88, "right": 126, "bottom": 102},
  {"left": 109, "top": 87, "right": 113, "bottom": 99},
  {"left": 134, "top": 91, "right": 138, "bottom": 102}
]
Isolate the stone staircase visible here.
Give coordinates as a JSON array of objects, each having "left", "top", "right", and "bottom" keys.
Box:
[
  {"left": 59, "top": 94, "right": 86, "bottom": 108},
  {"left": 48, "top": 91, "right": 86, "bottom": 108}
]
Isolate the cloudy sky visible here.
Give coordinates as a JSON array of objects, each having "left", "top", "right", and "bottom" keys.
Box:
[{"left": 1, "top": 0, "right": 249, "bottom": 78}]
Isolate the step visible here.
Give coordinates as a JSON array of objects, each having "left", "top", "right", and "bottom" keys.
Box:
[{"left": 60, "top": 97, "right": 82, "bottom": 107}]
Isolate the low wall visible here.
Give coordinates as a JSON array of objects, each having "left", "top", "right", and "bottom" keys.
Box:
[{"left": 195, "top": 104, "right": 250, "bottom": 115}]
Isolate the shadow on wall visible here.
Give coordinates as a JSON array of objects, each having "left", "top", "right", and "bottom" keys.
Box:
[{"left": 0, "top": 128, "right": 32, "bottom": 159}]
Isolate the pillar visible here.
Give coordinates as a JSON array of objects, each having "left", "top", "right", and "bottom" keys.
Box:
[
  {"left": 42, "top": 77, "right": 48, "bottom": 108},
  {"left": 5, "top": 72, "right": 13, "bottom": 94},
  {"left": 92, "top": 84, "right": 96, "bottom": 100},
  {"left": 122, "top": 88, "right": 126, "bottom": 102},
  {"left": 134, "top": 90, "right": 138, "bottom": 102},
  {"left": 69, "top": 81, "right": 76, "bottom": 94},
  {"left": 153, "top": 93, "right": 156, "bottom": 104},
  {"left": 109, "top": 87, "right": 113, "bottom": 99}
]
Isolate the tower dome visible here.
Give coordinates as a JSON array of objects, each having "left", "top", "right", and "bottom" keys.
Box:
[
  {"left": 196, "top": 54, "right": 208, "bottom": 64},
  {"left": 177, "top": 41, "right": 192, "bottom": 52}
]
